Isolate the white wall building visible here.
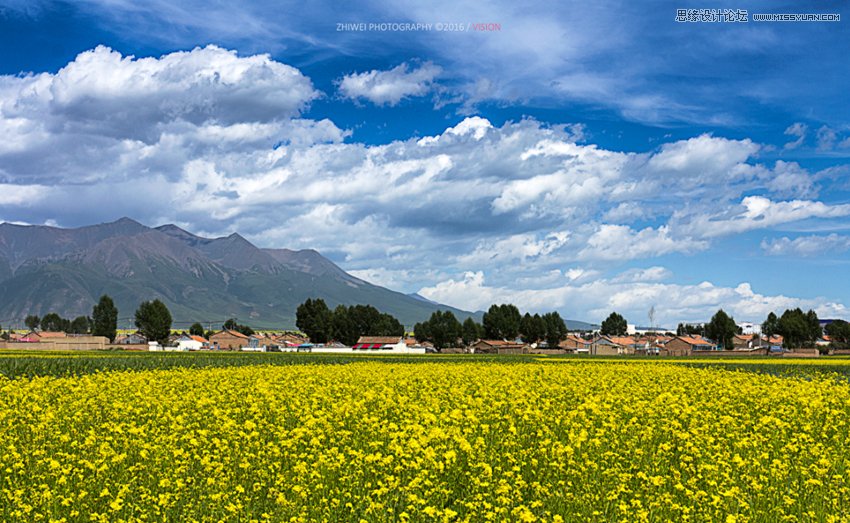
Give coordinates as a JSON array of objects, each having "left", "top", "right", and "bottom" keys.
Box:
[{"left": 738, "top": 322, "right": 762, "bottom": 335}]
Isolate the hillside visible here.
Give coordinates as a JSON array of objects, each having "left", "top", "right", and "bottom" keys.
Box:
[{"left": 0, "top": 218, "right": 478, "bottom": 329}]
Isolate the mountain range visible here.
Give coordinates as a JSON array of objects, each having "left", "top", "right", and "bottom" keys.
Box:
[{"left": 0, "top": 218, "right": 479, "bottom": 329}]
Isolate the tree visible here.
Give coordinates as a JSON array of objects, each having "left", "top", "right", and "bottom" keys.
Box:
[
  {"left": 296, "top": 298, "right": 333, "bottom": 343},
  {"left": 542, "top": 311, "right": 568, "bottom": 349},
  {"left": 25, "top": 315, "right": 40, "bottom": 331},
  {"left": 482, "top": 304, "right": 522, "bottom": 340},
  {"left": 825, "top": 320, "right": 850, "bottom": 346},
  {"left": 414, "top": 320, "right": 431, "bottom": 344},
  {"left": 135, "top": 300, "right": 173, "bottom": 345},
  {"left": 776, "top": 308, "right": 819, "bottom": 349},
  {"left": 330, "top": 304, "right": 404, "bottom": 346},
  {"left": 416, "top": 310, "right": 462, "bottom": 350},
  {"left": 806, "top": 309, "right": 822, "bottom": 343},
  {"left": 705, "top": 309, "right": 737, "bottom": 350},
  {"left": 762, "top": 312, "right": 778, "bottom": 338},
  {"left": 69, "top": 316, "right": 91, "bottom": 334},
  {"left": 189, "top": 323, "right": 205, "bottom": 337},
  {"left": 91, "top": 294, "right": 118, "bottom": 342},
  {"left": 600, "top": 312, "right": 628, "bottom": 336},
  {"left": 223, "top": 318, "right": 254, "bottom": 336},
  {"left": 461, "top": 317, "right": 483, "bottom": 347},
  {"left": 40, "top": 313, "right": 69, "bottom": 332},
  {"left": 520, "top": 313, "right": 546, "bottom": 344}
]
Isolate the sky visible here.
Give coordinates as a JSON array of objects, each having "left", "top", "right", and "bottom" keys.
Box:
[{"left": 1, "top": 0, "right": 849, "bottom": 328}]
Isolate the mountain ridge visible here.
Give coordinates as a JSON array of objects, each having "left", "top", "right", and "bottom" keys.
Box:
[{"left": 0, "top": 218, "right": 479, "bottom": 329}]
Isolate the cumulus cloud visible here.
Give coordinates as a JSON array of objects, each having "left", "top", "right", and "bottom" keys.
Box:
[
  {"left": 1, "top": 46, "right": 848, "bottom": 325},
  {"left": 678, "top": 196, "right": 850, "bottom": 238},
  {"left": 761, "top": 234, "right": 850, "bottom": 257},
  {"left": 337, "top": 61, "right": 442, "bottom": 106},
  {"left": 578, "top": 225, "right": 707, "bottom": 261}
]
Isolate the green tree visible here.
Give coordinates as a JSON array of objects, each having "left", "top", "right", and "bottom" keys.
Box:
[
  {"left": 91, "top": 294, "right": 118, "bottom": 342},
  {"left": 520, "top": 313, "right": 547, "bottom": 344},
  {"left": 25, "top": 315, "right": 40, "bottom": 331},
  {"left": 40, "top": 313, "right": 69, "bottom": 332},
  {"left": 189, "top": 323, "right": 205, "bottom": 337},
  {"left": 806, "top": 309, "right": 822, "bottom": 342},
  {"left": 69, "top": 316, "right": 91, "bottom": 334},
  {"left": 223, "top": 318, "right": 254, "bottom": 336},
  {"left": 776, "top": 308, "right": 818, "bottom": 349},
  {"left": 418, "top": 310, "right": 462, "bottom": 350},
  {"left": 296, "top": 298, "right": 333, "bottom": 343},
  {"left": 461, "top": 317, "right": 483, "bottom": 347},
  {"left": 825, "top": 320, "right": 850, "bottom": 346},
  {"left": 414, "top": 320, "right": 431, "bottom": 344},
  {"left": 330, "top": 304, "right": 404, "bottom": 346},
  {"left": 135, "top": 299, "right": 173, "bottom": 345},
  {"left": 705, "top": 309, "right": 737, "bottom": 349},
  {"left": 542, "top": 311, "right": 568, "bottom": 349},
  {"left": 482, "top": 304, "right": 522, "bottom": 340},
  {"left": 762, "top": 312, "right": 778, "bottom": 338},
  {"left": 600, "top": 312, "right": 628, "bottom": 336}
]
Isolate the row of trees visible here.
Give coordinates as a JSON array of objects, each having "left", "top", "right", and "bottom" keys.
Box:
[
  {"left": 18, "top": 295, "right": 173, "bottom": 346},
  {"left": 20, "top": 296, "right": 120, "bottom": 341},
  {"left": 295, "top": 299, "right": 404, "bottom": 346},
  {"left": 762, "top": 308, "right": 823, "bottom": 349},
  {"left": 417, "top": 304, "right": 568, "bottom": 350}
]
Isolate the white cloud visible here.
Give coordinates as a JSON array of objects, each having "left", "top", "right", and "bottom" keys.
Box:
[
  {"left": 458, "top": 231, "right": 571, "bottom": 266},
  {"left": 1, "top": 46, "right": 849, "bottom": 326},
  {"left": 761, "top": 234, "right": 850, "bottom": 257},
  {"left": 783, "top": 122, "right": 807, "bottom": 150},
  {"left": 612, "top": 266, "right": 672, "bottom": 283},
  {"left": 678, "top": 196, "right": 850, "bottom": 238},
  {"left": 418, "top": 271, "right": 848, "bottom": 326},
  {"left": 817, "top": 125, "right": 837, "bottom": 151},
  {"left": 648, "top": 134, "right": 759, "bottom": 178},
  {"left": 338, "top": 61, "right": 441, "bottom": 106},
  {"left": 578, "top": 224, "right": 707, "bottom": 261}
]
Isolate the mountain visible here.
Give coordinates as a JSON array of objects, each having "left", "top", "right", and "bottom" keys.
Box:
[{"left": 0, "top": 218, "right": 478, "bottom": 329}]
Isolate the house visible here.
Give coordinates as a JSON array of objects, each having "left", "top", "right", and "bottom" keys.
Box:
[
  {"left": 348, "top": 336, "right": 425, "bottom": 354},
  {"left": 661, "top": 335, "right": 716, "bottom": 356},
  {"left": 273, "top": 333, "right": 309, "bottom": 346},
  {"left": 560, "top": 335, "right": 592, "bottom": 354},
  {"left": 590, "top": 335, "right": 636, "bottom": 355},
  {"left": 733, "top": 334, "right": 754, "bottom": 349},
  {"left": 209, "top": 329, "right": 251, "bottom": 350},
  {"left": 470, "top": 339, "right": 529, "bottom": 354},
  {"left": 176, "top": 335, "right": 209, "bottom": 351},
  {"left": 115, "top": 332, "right": 147, "bottom": 345},
  {"left": 22, "top": 331, "right": 67, "bottom": 342}
]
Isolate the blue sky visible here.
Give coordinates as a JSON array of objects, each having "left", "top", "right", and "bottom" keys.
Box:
[{"left": 1, "top": 0, "right": 849, "bottom": 327}]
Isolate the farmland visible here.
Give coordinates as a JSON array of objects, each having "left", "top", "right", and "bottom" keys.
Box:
[{"left": 1, "top": 354, "right": 850, "bottom": 521}]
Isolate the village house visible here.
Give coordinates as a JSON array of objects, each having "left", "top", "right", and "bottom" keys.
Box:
[
  {"left": 661, "top": 335, "right": 716, "bottom": 356},
  {"left": 176, "top": 334, "right": 209, "bottom": 351},
  {"left": 559, "top": 334, "right": 592, "bottom": 354},
  {"left": 590, "top": 335, "right": 637, "bottom": 355},
  {"left": 209, "top": 328, "right": 251, "bottom": 350},
  {"left": 272, "top": 333, "right": 309, "bottom": 347},
  {"left": 470, "top": 339, "right": 529, "bottom": 354},
  {"left": 353, "top": 336, "right": 405, "bottom": 350},
  {"left": 21, "top": 331, "right": 67, "bottom": 342},
  {"left": 115, "top": 332, "right": 147, "bottom": 345}
]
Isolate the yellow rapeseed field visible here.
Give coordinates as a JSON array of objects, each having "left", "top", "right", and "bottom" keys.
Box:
[{"left": 1, "top": 360, "right": 849, "bottom": 522}]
